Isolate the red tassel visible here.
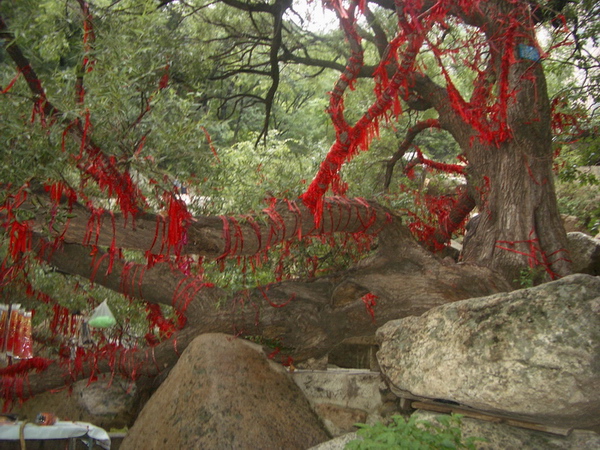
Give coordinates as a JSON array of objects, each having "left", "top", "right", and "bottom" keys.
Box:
[
  {"left": 158, "top": 63, "right": 170, "bottom": 90},
  {"left": 361, "top": 293, "right": 377, "bottom": 323}
]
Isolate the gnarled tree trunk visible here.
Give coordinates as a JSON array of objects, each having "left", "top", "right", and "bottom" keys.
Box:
[
  {"left": 459, "top": 42, "right": 570, "bottom": 282},
  {"left": 409, "top": 0, "right": 572, "bottom": 284},
  {"left": 7, "top": 198, "right": 510, "bottom": 401}
]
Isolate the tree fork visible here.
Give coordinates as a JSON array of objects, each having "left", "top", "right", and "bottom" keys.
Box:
[{"left": 24, "top": 192, "right": 394, "bottom": 259}]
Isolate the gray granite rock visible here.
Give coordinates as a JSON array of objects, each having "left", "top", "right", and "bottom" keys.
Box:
[
  {"left": 377, "top": 274, "right": 600, "bottom": 429},
  {"left": 567, "top": 232, "right": 600, "bottom": 275}
]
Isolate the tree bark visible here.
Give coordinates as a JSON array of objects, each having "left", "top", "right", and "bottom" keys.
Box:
[
  {"left": 27, "top": 194, "right": 392, "bottom": 259},
  {"left": 461, "top": 140, "right": 570, "bottom": 284},
  {"left": 458, "top": 30, "right": 571, "bottom": 283}
]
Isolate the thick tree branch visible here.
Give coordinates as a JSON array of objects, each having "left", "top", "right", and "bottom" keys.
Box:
[
  {"left": 362, "top": 5, "right": 389, "bottom": 59},
  {"left": 257, "top": 0, "right": 292, "bottom": 144},
  {"left": 26, "top": 195, "right": 394, "bottom": 259},
  {"left": 33, "top": 233, "right": 217, "bottom": 311},
  {"left": 430, "top": 188, "right": 476, "bottom": 249},
  {"left": 11, "top": 216, "right": 511, "bottom": 402},
  {"left": 383, "top": 119, "right": 441, "bottom": 192},
  {"left": 301, "top": 2, "right": 430, "bottom": 212},
  {"left": 326, "top": 2, "right": 365, "bottom": 134},
  {"left": 0, "top": 15, "right": 59, "bottom": 120},
  {"left": 410, "top": 73, "right": 479, "bottom": 147}
]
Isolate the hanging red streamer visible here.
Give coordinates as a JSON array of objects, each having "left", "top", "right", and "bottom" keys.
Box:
[
  {"left": 361, "top": 293, "right": 377, "bottom": 323},
  {"left": 1, "top": 68, "right": 21, "bottom": 94}
]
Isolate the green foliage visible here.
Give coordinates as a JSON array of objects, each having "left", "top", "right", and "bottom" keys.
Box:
[
  {"left": 555, "top": 174, "right": 600, "bottom": 235},
  {"left": 0, "top": 0, "right": 338, "bottom": 203},
  {"left": 513, "top": 266, "right": 547, "bottom": 289},
  {"left": 554, "top": 135, "right": 600, "bottom": 236},
  {"left": 553, "top": 0, "right": 600, "bottom": 112},
  {"left": 346, "top": 414, "right": 484, "bottom": 450},
  {"left": 200, "top": 131, "right": 321, "bottom": 214},
  {"left": 555, "top": 141, "right": 600, "bottom": 184}
]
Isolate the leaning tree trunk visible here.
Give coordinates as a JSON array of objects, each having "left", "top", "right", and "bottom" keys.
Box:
[{"left": 6, "top": 202, "right": 511, "bottom": 402}]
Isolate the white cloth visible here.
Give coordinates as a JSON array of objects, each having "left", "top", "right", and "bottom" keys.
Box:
[{"left": 0, "top": 420, "right": 111, "bottom": 449}]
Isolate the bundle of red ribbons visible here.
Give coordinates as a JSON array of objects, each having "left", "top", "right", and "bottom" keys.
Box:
[{"left": 0, "top": 304, "right": 33, "bottom": 360}]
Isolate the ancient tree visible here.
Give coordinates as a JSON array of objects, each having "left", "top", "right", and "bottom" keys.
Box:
[{"left": 0, "top": 0, "right": 583, "bottom": 404}]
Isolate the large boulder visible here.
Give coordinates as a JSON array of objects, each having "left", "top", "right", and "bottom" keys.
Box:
[
  {"left": 561, "top": 215, "right": 587, "bottom": 233},
  {"left": 308, "top": 432, "right": 360, "bottom": 450},
  {"left": 376, "top": 274, "right": 600, "bottom": 429},
  {"left": 567, "top": 232, "right": 600, "bottom": 275},
  {"left": 120, "top": 333, "right": 330, "bottom": 450}
]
